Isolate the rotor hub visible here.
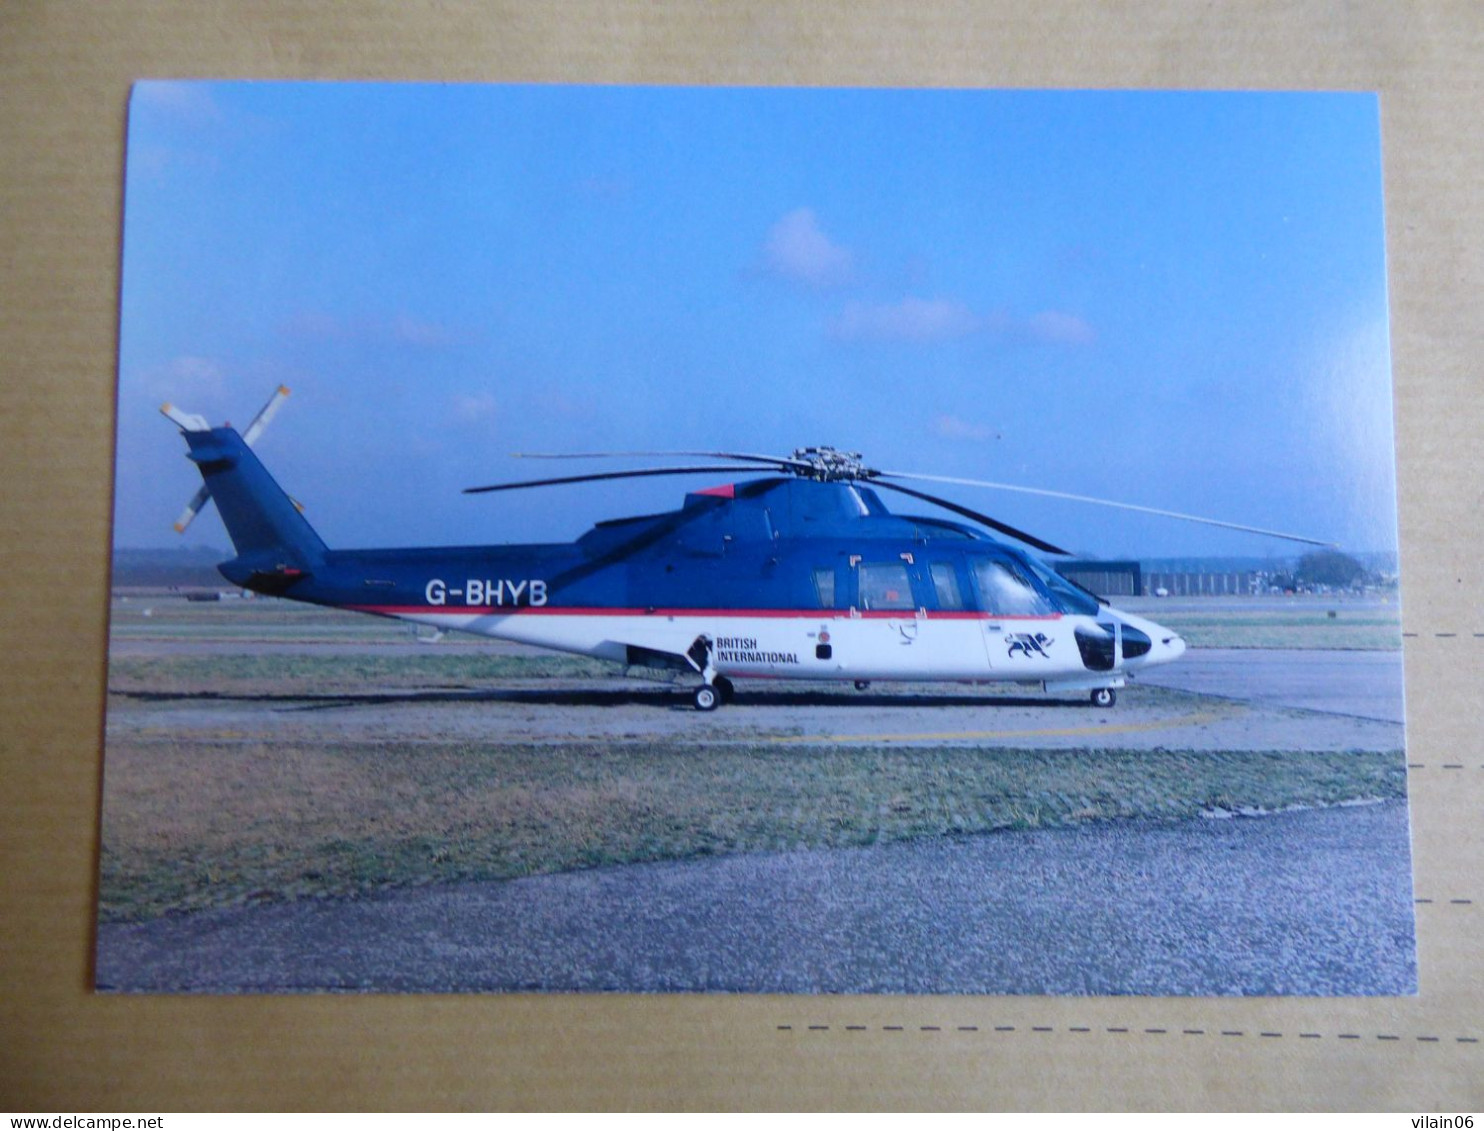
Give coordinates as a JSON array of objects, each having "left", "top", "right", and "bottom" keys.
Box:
[{"left": 789, "top": 446, "right": 870, "bottom": 481}]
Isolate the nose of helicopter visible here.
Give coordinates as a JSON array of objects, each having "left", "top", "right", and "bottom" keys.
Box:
[
  {"left": 1149, "top": 625, "right": 1186, "bottom": 665},
  {"left": 1114, "top": 610, "right": 1185, "bottom": 668}
]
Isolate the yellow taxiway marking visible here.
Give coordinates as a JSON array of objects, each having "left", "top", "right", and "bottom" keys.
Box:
[{"left": 764, "top": 708, "right": 1228, "bottom": 744}]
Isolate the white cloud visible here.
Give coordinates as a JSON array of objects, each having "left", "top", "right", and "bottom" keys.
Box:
[
  {"left": 761, "top": 208, "right": 855, "bottom": 287},
  {"left": 281, "top": 311, "right": 460, "bottom": 348},
  {"left": 576, "top": 175, "right": 631, "bottom": 202},
  {"left": 828, "top": 298, "right": 1096, "bottom": 348},
  {"left": 1025, "top": 310, "right": 1096, "bottom": 345},
  {"left": 932, "top": 414, "right": 1000, "bottom": 442},
  {"left": 452, "top": 392, "right": 498, "bottom": 425},
  {"left": 281, "top": 311, "right": 346, "bottom": 341},
  {"left": 392, "top": 314, "right": 456, "bottom": 347},
  {"left": 829, "top": 297, "right": 981, "bottom": 343},
  {"left": 132, "top": 354, "right": 228, "bottom": 403},
  {"left": 168, "top": 355, "right": 226, "bottom": 386}
]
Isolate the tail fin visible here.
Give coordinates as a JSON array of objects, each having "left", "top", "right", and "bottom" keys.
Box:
[
  {"left": 164, "top": 385, "right": 291, "bottom": 533},
  {"left": 165, "top": 403, "right": 328, "bottom": 589}
]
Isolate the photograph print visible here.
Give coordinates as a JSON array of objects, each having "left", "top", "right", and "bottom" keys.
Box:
[{"left": 98, "top": 82, "right": 1414, "bottom": 994}]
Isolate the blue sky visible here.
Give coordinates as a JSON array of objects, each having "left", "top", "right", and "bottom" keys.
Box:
[{"left": 115, "top": 83, "right": 1397, "bottom": 560}]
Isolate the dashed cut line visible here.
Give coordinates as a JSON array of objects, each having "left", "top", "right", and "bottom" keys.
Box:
[
  {"left": 775, "top": 1024, "right": 1480, "bottom": 1044},
  {"left": 764, "top": 707, "right": 1226, "bottom": 744}
]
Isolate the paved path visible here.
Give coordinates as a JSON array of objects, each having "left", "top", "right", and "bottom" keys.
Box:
[
  {"left": 108, "top": 646, "right": 1407, "bottom": 752},
  {"left": 97, "top": 801, "right": 1416, "bottom": 996}
]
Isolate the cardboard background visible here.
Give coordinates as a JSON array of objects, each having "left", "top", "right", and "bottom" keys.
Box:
[{"left": 2, "top": 1, "right": 1480, "bottom": 1110}]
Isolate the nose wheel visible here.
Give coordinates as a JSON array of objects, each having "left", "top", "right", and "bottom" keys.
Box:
[{"left": 1090, "top": 687, "right": 1117, "bottom": 708}]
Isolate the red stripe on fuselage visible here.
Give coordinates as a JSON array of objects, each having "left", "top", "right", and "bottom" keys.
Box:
[{"left": 344, "top": 604, "right": 1062, "bottom": 621}]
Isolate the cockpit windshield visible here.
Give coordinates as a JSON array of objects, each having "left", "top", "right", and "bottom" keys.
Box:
[
  {"left": 1016, "top": 553, "right": 1102, "bottom": 616},
  {"left": 971, "top": 558, "right": 1056, "bottom": 617}
]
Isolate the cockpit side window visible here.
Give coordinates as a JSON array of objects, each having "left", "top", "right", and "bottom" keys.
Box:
[
  {"left": 972, "top": 558, "right": 1057, "bottom": 617},
  {"left": 812, "top": 567, "right": 837, "bottom": 609},
  {"left": 858, "top": 562, "right": 915, "bottom": 610},
  {"left": 930, "top": 562, "right": 964, "bottom": 610}
]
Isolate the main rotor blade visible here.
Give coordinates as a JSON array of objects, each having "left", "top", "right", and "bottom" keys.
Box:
[
  {"left": 513, "top": 449, "right": 813, "bottom": 472},
  {"left": 877, "top": 471, "right": 1334, "bottom": 547},
  {"left": 871, "top": 480, "right": 1070, "bottom": 555},
  {"left": 463, "top": 465, "right": 765, "bottom": 494}
]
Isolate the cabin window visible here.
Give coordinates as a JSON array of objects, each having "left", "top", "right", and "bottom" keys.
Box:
[
  {"left": 858, "top": 562, "right": 915, "bottom": 610},
  {"left": 930, "top": 563, "right": 964, "bottom": 610},
  {"left": 812, "top": 567, "right": 837, "bottom": 608},
  {"left": 972, "top": 559, "right": 1056, "bottom": 617}
]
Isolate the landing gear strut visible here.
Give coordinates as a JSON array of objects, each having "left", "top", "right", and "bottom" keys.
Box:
[
  {"left": 687, "top": 634, "right": 736, "bottom": 711},
  {"left": 1090, "top": 687, "right": 1117, "bottom": 708}
]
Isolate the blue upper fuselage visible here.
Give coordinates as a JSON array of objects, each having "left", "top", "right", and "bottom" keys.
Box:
[{"left": 219, "top": 474, "right": 1099, "bottom": 619}]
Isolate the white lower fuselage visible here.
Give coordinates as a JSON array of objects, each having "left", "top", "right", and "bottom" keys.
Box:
[{"left": 369, "top": 604, "right": 1186, "bottom": 689}]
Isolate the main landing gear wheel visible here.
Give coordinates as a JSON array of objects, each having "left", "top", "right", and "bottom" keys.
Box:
[
  {"left": 712, "top": 675, "right": 735, "bottom": 704},
  {"left": 693, "top": 684, "right": 721, "bottom": 711},
  {"left": 1090, "top": 687, "right": 1117, "bottom": 708},
  {"left": 854, "top": 680, "right": 871, "bottom": 692}
]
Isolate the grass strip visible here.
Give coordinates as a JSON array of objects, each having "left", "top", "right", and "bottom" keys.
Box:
[
  {"left": 107, "top": 652, "right": 620, "bottom": 694},
  {"left": 99, "top": 739, "right": 1406, "bottom": 923},
  {"left": 1147, "top": 612, "right": 1401, "bottom": 650}
]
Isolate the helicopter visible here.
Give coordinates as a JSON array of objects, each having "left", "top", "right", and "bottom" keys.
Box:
[{"left": 157, "top": 388, "right": 1330, "bottom": 711}]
